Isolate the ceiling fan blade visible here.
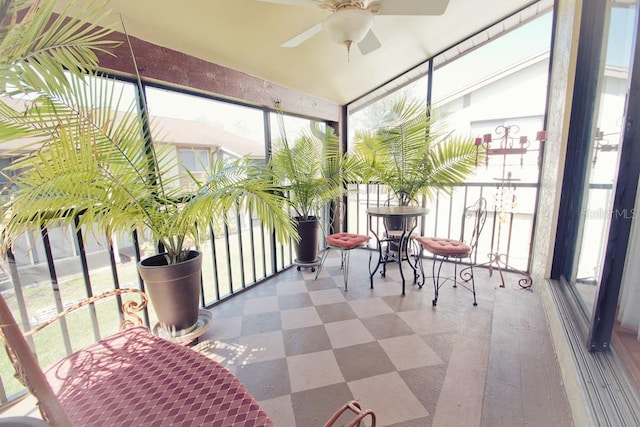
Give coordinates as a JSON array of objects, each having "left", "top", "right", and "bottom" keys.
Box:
[
  {"left": 282, "top": 22, "right": 323, "bottom": 47},
  {"left": 358, "top": 29, "right": 381, "bottom": 55},
  {"left": 377, "top": 0, "right": 451, "bottom": 15},
  {"left": 256, "top": 0, "right": 318, "bottom": 6}
]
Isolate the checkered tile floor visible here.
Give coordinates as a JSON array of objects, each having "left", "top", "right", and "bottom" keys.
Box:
[
  {"left": 197, "top": 249, "right": 500, "bottom": 426},
  {"left": 1, "top": 249, "right": 573, "bottom": 426}
]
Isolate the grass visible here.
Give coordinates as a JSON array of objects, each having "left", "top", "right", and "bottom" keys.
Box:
[{"left": 0, "top": 225, "right": 294, "bottom": 401}]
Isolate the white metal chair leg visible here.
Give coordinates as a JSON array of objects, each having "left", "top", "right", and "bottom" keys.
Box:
[
  {"left": 341, "top": 249, "right": 351, "bottom": 291},
  {"left": 314, "top": 247, "right": 331, "bottom": 280}
]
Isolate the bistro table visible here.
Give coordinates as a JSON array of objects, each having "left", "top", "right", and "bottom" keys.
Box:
[{"left": 367, "top": 205, "right": 429, "bottom": 295}]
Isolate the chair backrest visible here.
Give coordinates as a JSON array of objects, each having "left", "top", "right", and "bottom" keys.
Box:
[
  {"left": 460, "top": 197, "right": 488, "bottom": 252},
  {"left": 0, "top": 293, "right": 75, "bottom": 426},
  {"left": 0, "top": 289, "right": 148, "bottom": 426}
]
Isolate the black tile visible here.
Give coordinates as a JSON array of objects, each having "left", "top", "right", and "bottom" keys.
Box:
[
  {"left": 398, "top": 365, "right": 448, "bottom": 421},
  {"left": 235, "top": 358, "right": 291, "bottom": 401},
  {"left": 421, "top": 332, "right": 458, "bottom": 364},
  {"left": 333, "top": 341, "right": 396, "bottom": 382},
  {"left": 283, "top": 325, "right": 332, "bottom": 356},
  {"left": 290, "top": 383, "right": 354, "bottom": 427},
  {"left": 278, "top": 293, "right": 313, "bottom": 310},
  {"left": 315, "top": 302, "right": 358, "bottom": 323},
  {"left": 361, "top": 313, "right": 415, "bottom": 339},
  {"left": 306, "top": 276, "right": 339, "bottom": 291}
]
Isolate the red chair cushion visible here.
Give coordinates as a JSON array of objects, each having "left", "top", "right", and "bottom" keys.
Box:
[
  {"left": 45, "top": 327, "right": 274, "bottom": 427},
  {"left": 326, "top": 232, "right": 371, "bottom": 250},
  {"left": 415, "top": 236, "right": 471, "bottom": 257}
]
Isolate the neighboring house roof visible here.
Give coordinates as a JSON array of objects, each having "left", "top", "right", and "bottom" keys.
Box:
[
  {"left": 434, "top": 51, "right": 550, "bottom": 108},
  {"left": 150, "top": 115, "right": 265, "bottom": 159},
  {"left": 0, "top": 97, "right": 265, "bottom": 159}
]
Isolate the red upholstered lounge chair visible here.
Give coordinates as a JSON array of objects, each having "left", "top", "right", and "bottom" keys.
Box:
[
  {"left": 0, "top": 289, "right": 375, "bottom": 426},
  {"left": 414, "top": 198, "right": 487, "bottom": 306},
  {"left": 0, "top": 289, "right": 273, "bottom": 426},
  {"left": 315, "top": 232, "right": 371, "bottom": 290}
]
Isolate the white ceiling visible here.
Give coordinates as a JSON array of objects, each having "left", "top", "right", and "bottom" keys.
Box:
[{"left": 65, "top": 0, "right": 538, "bottom": 105}]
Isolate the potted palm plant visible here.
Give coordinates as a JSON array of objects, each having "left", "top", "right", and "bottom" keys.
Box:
[
  {"left": 0, "top": 0, "right": 295, "bottom": 334},
  {"left": 269, "top": 120, "right": 357, "bottom": 266},
  {"left": 351, "top": 96, "right": 480, "bottom": 257},
  {"left": 352, "top": 95, "right": 480, "bottom": 205}
]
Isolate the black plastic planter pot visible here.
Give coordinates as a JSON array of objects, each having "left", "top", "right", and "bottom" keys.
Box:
[
  {"left": 137, "top": 250, "right": 202, "bottom": 333},
  {"left": 294, "top": 216, "right": 320, "bottom": 263}
]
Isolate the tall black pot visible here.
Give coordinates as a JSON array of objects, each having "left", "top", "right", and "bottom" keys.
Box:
[
  {"left": 294, "top": 216, "right": 319, "bottom": 263},
  {"left": 137, "top": 250, "right": 202, "bottom": 332},
  {"left": 384, "top": 215, "right": 416, "bottom": 253}
]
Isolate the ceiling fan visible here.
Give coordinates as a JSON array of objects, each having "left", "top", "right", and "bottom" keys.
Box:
[{"left": 258, "top": 0, "right": 451, "bottom": 56}]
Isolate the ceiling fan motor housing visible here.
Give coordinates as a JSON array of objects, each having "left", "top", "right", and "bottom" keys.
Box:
[{"left": 323, "top": 8, "right": 374, "bottom": 45}]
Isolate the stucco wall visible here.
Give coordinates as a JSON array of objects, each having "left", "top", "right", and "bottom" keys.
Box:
[
  {"left": 534, "top": 1, "right": 593, "bottom": 424},
  {"left": 531, "top": 1, "right": 581, "bottom": 283}
]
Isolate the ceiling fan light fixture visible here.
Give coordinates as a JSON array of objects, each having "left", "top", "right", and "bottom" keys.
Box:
[{"left": 323, "top": 8, "right": 373, "bottom": 46}]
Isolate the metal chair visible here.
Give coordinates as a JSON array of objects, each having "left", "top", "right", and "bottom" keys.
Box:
[
  {"left": 323, "top": 400, "right": 377, "bottom": 427},
  {"left": 315, "top": 232, "right": 371, "bottom": 290},
  {"left": 414, "top": 198, "right": 487, "bottom": 306},
  {"left": 0, "top": 289, "right": 377, "bottom": 426},
  {"left": 0, "top": 289, "right": 275, "bottom": 426}
]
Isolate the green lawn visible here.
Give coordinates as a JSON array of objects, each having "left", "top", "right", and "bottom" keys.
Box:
[{"left": 0, "top": 225, "right": 294, "bottom": 400}]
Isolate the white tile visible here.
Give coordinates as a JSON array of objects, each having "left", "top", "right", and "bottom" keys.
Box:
[
  {"left": 193, "top": 340, "right": 247, "bottom": 371},
  {"left": 397, "top": 309, "right": 460, "bottom": 335},
  {"left": 371, "top": 282, "right": 404, "bottom": 297},
  {"left": 276, "top": 280, "right": 308, "bottom": 296},
  {"left": 280, "top": 306, "right": 322, "bottom": 330},
  {"left": 243, "top": 296, "right": 280, "bottom": 315},
  {"left": 348, "top": 297, "right": 393, "bottom": 318},
  {"left": 0, "top": 393, "right": 40, "bottom": 419},
  {"left": 312, "top": 266, "right": 331, "bottom": 280},
  {"left": 320, "top": 252, "right": 341, "bottom": 267},
  {"left": 287, "top": 350, "right": 344, "bottom": 392},
  {"left": 348, "top": 372, "right": 428, "bottom": 425},
  {"left": 206, "top": 315, "right": 242, "bottom": 339},
  {"left": 376, "top": 268, "right": 404, "bottom": 282},
  {"left": 324, "top": 319, "right": 375, "bottom": 349},
  {"left": 258, "top": 395, "right": 295, "bottom": 427},
  {"left": 236, "top": 331, "right": 285, "bottom": 364},
  {"left": 309, "top": 288, "right": 347, "bottom": 306},
  {"left": 379, "top": 335, "right": 444, "bottom": 371},
  {"left": 369, "top": 272, "right": 404, "bottom": 293}
]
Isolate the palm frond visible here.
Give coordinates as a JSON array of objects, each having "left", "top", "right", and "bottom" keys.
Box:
[
  {"left": 185, "top": 156, "right": 296, "bottom": 245},
  {"left": 1, "top": 0, "right": 118, "bottom": 95},
  {"left": 0, "top": 0, "right": 310, "bottom": 263},
  {"left": 270, "top": 120, "right": 349, "bottom": 220},
  {"left": 351, "top": 95, "right": 479, "bottom": 204}
]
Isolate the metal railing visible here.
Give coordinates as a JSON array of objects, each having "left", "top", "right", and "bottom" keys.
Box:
[
  {"left": 0, "top": 180, "right": 540, "bottom": 404},
  {"left": 0, "top": 210, "right": 294, "bottom": 403},
  {"left": 345, "top": 182, "right": 540, "bottom": 272}
]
